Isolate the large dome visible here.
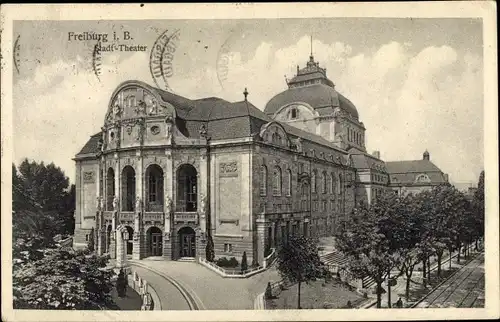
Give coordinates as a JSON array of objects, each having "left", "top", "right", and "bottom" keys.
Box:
[
  {"left": 264, "top": 84, "right": 359, "bottom": 119},
  {"left": 264, "top": 54, "right": 359, "bottom": 120}
]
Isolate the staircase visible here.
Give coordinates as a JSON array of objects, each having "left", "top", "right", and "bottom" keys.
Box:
[
  {"left": 320, "top": 251, "right": 375, "bottom": 289},
  {"left": 178, "top": 257, "right": 196, "bottom": 262}
]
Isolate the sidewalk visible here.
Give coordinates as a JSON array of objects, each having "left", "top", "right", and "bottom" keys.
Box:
[{"left": 366, "top": 244, "right": 481, "bottom": 308}]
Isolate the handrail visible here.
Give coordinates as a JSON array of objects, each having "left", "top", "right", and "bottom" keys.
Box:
[{"left": 198, "top": 257, "right": 265, "bottom": 278}]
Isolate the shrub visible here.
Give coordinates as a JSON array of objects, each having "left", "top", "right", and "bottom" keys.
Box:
[
  {"left": 241, "top": 251, "right": 248, "bottom": 272},
  {"left": 229, "top": 257, "right": 239, "bottom": 267},
  {"left": 205, "top": 234, "right": 215, "bottom": 262}
]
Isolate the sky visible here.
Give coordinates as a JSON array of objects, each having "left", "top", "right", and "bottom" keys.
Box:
[{"left": 12, "top": 18, "right": 484, "bottom": 187}]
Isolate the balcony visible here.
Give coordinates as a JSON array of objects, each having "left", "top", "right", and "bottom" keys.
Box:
[
  {"left": 120, "top": 211, "right": 135, "bottom": 222},
  {"left": 103, "top": 211, "right": 113, "bottom": 221},
  {"left": 174, "top": 212, "right": 198, "bottom": 224},
  {"left": 143, "top": 212, "right": 164, "bottom": 222}
]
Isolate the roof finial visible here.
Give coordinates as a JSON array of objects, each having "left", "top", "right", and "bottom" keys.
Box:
[
  {"left": 243, "top": 87, "right": 248, "bottom": 101},
  {"left": 310, "top": 35, "right": 313, "bottom": 57}
]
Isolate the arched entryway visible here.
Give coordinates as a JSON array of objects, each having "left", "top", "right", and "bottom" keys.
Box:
[
  {"left": 146, "top": 226, "right": 163, "bottom": 257},
  {"left": 125, "top": 226, "right": 134, "bottom": 255},
  {"left": 177, "top": 164, "right": 197, "bottom": 212},
  {"left": 178, "top": 226, "right": 196, "bottom": 258}
]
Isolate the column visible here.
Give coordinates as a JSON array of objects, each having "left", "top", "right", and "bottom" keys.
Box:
[
  {"left": 198, "top": 148, "right": 208, "bottom": 233},
  {"left": 163, "top": 149, "right": 173, "bottom": 259},
  {"left": 256, "top": 214, "right": 268, "bottom": 266},
  {"left": 270, "top": 222, "right": 275, "bottom": 249},
  {"left": 133, "top": 197, "right": 142, "bottom": 260}
]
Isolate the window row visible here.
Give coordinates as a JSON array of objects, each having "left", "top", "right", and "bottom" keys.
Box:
[
  {"left": 347, "top": 128, "right": 363, "bottom": 146},
  {"left": 372, "top": 173, "right": 386, "bottom": 183},
  {"left": 260, "top": 166, "right": 292, "bottom": 196},
  {"left": 104, "top": 163, "right": 198, "bottom": 212},
  {"left": 311, "top": 171, "right": 343, "bottom": 195}
]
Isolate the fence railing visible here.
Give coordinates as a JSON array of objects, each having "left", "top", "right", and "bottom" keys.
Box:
[
  {"left": 143, "top": 212, "right": 163, "bottom": 222},
  {"left": 128, "top": 270, "right": 160, "bottom": 310},
  {"left": 174, "top": 212, "right": 198, "bottom": 224},
  {"left": 198, "top": 257, "right": 265, "bottom": 278},
  {"left": 263, "top": 248, "right": 277, "bottom": 268}
]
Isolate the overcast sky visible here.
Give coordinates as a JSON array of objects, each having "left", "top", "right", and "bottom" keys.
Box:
[{"left": 13, "top": 18, "right": 484, "bottom": 186}]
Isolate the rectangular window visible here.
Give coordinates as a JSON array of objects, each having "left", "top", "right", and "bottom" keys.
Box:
[
  {"left": 224, "top": 243, "right": 233, "bottom": 253},
  {"left": 322, "top": 200, "right": 327, "bottom": 212},
  {"left": 85, "top": 234, "right": 89, "bottom": 242}
]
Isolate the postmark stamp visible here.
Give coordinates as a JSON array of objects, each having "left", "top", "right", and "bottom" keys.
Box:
[
  {"left": 13, "top": 34, "right": 21, "bottom": 74},
  {"left": 149, "top": 29, "right": 180, "bottom": 92}
]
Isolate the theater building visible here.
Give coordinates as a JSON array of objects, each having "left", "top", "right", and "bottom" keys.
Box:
[{"left": 73, "top": 53, "right": 445, "bottom": 264}]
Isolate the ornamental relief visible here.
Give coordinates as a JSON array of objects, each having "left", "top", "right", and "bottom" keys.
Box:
[
  {"left": 219, "top": 161, "right": 238, "bottom": 177},
  {"left": 174, "top": 155, "right": 199, "bottom": 170}
]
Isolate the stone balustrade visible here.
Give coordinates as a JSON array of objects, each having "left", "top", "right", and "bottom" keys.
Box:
[
  {"left": 143, "top": 212, "right": 164, "bottom": 222},
  {"left": 120, "top": 211, "right": 135, "bottom": 222},
  {"left": 128, "top": 270, "right": 161, "bottom": 310},
  {"left": 174, "top": 212, "right": 198, "bottom": 224}
]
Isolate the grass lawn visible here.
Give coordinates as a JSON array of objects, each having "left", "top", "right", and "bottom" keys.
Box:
[
  {"left": 266, "top": 279, "right": 366, "bottom": 310},
  {"left": 111, "top": 286, "right": 142, "bottom": 310}
]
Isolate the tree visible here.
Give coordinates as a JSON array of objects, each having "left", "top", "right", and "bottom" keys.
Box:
[
  {"left": 241, "top": 251, "right": 248, "bottom": 272},
  {"left": 205, "top": 234, "right": 215, "bottom": 262},
  {"left": 13, "top": 249, "right": 116, "bottom": 309},
  {"left": 265, "top": 282, "right": 273, "bottom": 299},
  {"left": 471, "top": 171, "right": 485, "bottom": 250},
  {"left": 336, "top": 195, "right": 401, "bottom": 308},
  {"left": 116, "top": 269, "right": 127, "bottom": 298},
  {"left": 276, "top": 235, "right": 325, "bottom": 309},
  {"left": 88, "top": 227, "right": 95, "bottom": 252},
  {"left": 13, "top": 159, "right": 75, "bottom": 237}
]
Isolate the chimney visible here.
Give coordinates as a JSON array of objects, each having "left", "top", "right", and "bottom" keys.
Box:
[
  {"left": 444, "top": 173, "right": 449, "bottom": 182},
  {"left": 372, "top": 150, "right": 380, "bottom": 159}
]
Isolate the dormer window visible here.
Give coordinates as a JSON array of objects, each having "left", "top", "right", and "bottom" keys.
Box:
[{"left": 415, "top": 174, "right": 431, "bottom": 183}]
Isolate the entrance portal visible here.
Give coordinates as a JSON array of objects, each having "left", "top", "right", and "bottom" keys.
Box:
[
  {"left": 147, "top": 227, "right": 163, "bottom": 256},
  {"left": 178, "top": 227, "right": 196, "bottom": 258}
]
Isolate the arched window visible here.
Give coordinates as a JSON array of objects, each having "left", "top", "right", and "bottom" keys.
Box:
[
  {"left": 330, "top": 173, "right": 335, "bottom": 194},
  {"left": 311, "top": 170, "right": 317, "bottom": 194},
  {"left": 286, "top": 169, "right": 292, "bottom": 196},
  {"left": 146, "top": 164, "right": 164, "bottom": 212},
  {"left": 177, "top": 164, "right": 197, "bottom": 212},
  {"left": 273, "top": 166, "right": 282, "bottom": 196},
  {"left": 106, "top": 168, "right": 115, "bottom": 211},
  {"left": 291, "top": 108, "right": 297, "bottom": 119},
  {"left": 338, "top": 173, "right": 342, "bottom": 195},
  {"left": 322, "top": 172, "right": 327, "bottom": 194},
  {"left": 121, "top": 166, "right": 136, "bottom": 211},
  {"left": 415, "top": 173, "right": 431, "bottom": 183},
  {"left": 260, "top": 165, "right": 267, "bottom": 196}
]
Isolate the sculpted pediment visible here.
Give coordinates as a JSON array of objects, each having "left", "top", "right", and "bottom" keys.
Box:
[
  {"left": 259, "top": 122, "right": 290, "bottom": 149},
  {"left": 104, "top": 82, "right": 176, "bottom": 126}
]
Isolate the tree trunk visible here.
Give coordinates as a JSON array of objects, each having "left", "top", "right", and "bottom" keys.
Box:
[
  {"left": 448, "top": 246, "right": 453, "bottom": 270},
  {"left": 297, "top": 281, "right": 301, "bottom": 309},
  {"left": 405, "top": 268, "right": 412, "bottom": 300},
  {"left": 427, "top": 257, "right": 431, "bottom": 284},
  {"left": 387, "top": 270, "right": 392, "bottom": 308},
  {"left": 422, "top": 258, "right": 426, "bottom": 288},
  {"left": 436, "top": 251, "right": 442, "bottom": 278},
  {"left": 475, "top": 239, "right": 478, "bottom": 251},
  {"left": 376, "top": 281, "right": 382, "bottom": 308},
  {"left": 457, "top": 245, "right": 461, "bottom": 264}
]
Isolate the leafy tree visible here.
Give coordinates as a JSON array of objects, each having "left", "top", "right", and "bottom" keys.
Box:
[
  {"left": 276, "top": 235, "right": 325, "bottom": 309},
  {"left": 88, "top": 227, "right": 95, "bottom": 252},
  {"left": 336, "top": 195, "right": 400, "bottom": 308},
  {"left": 116, "top": 269, "right": 127, "bottom": 298},
  {"left": 471, "top": 171, "right": 485, "bottom": 250},
  {"left": 205, "top": 234, "right": 215, "bottom": 262},
  {"left": 13, "top": 249, "right": 116, "bottom": 309},
  {"left": 241, "top": 251, "right": 248, "bottom": 272}
]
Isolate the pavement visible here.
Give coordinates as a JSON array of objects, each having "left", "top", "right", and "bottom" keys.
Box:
[{"left": 128, "top": 259, "right": 281, "bottom": 310}]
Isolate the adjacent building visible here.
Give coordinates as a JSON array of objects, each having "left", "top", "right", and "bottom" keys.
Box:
[{"left": 73, "top": 53, "right": 448, "bottom": 265}]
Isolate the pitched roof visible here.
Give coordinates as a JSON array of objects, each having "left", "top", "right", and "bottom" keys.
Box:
[
  {"left": 386, "top": 160, "right": 447, "bottom": 185},
  {"left": 347, "top": 147, "right": 387, "bottom": 172},
  {"left": 76, "top": 132, "right": 101, "bottom": 156},
  {"left": 386, "top": 160, "right": 443, "bottom": 174}
]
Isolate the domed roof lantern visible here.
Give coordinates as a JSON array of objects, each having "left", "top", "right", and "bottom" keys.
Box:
[{"left": 423, "top": 150, "right": 430, "bottom": 160}]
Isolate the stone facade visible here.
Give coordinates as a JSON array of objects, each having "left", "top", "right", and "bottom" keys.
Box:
[{"left": 73, "top": 54, "right": 448, "bottom": 266}]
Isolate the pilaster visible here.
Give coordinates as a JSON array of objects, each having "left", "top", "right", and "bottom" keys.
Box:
[{"left": 256, "top": 214, "right": 268, "bottom": 266}]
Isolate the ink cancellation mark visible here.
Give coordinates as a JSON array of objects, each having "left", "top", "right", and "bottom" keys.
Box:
[
  {"left": 149, "top": 29, "right": 180, "bottom": 92},
  {"left": 13, "top": 35, "right": 21, "bottom": 74},
  {"left": 92, "top": 43, "right": 102, "bottom": 81}
]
